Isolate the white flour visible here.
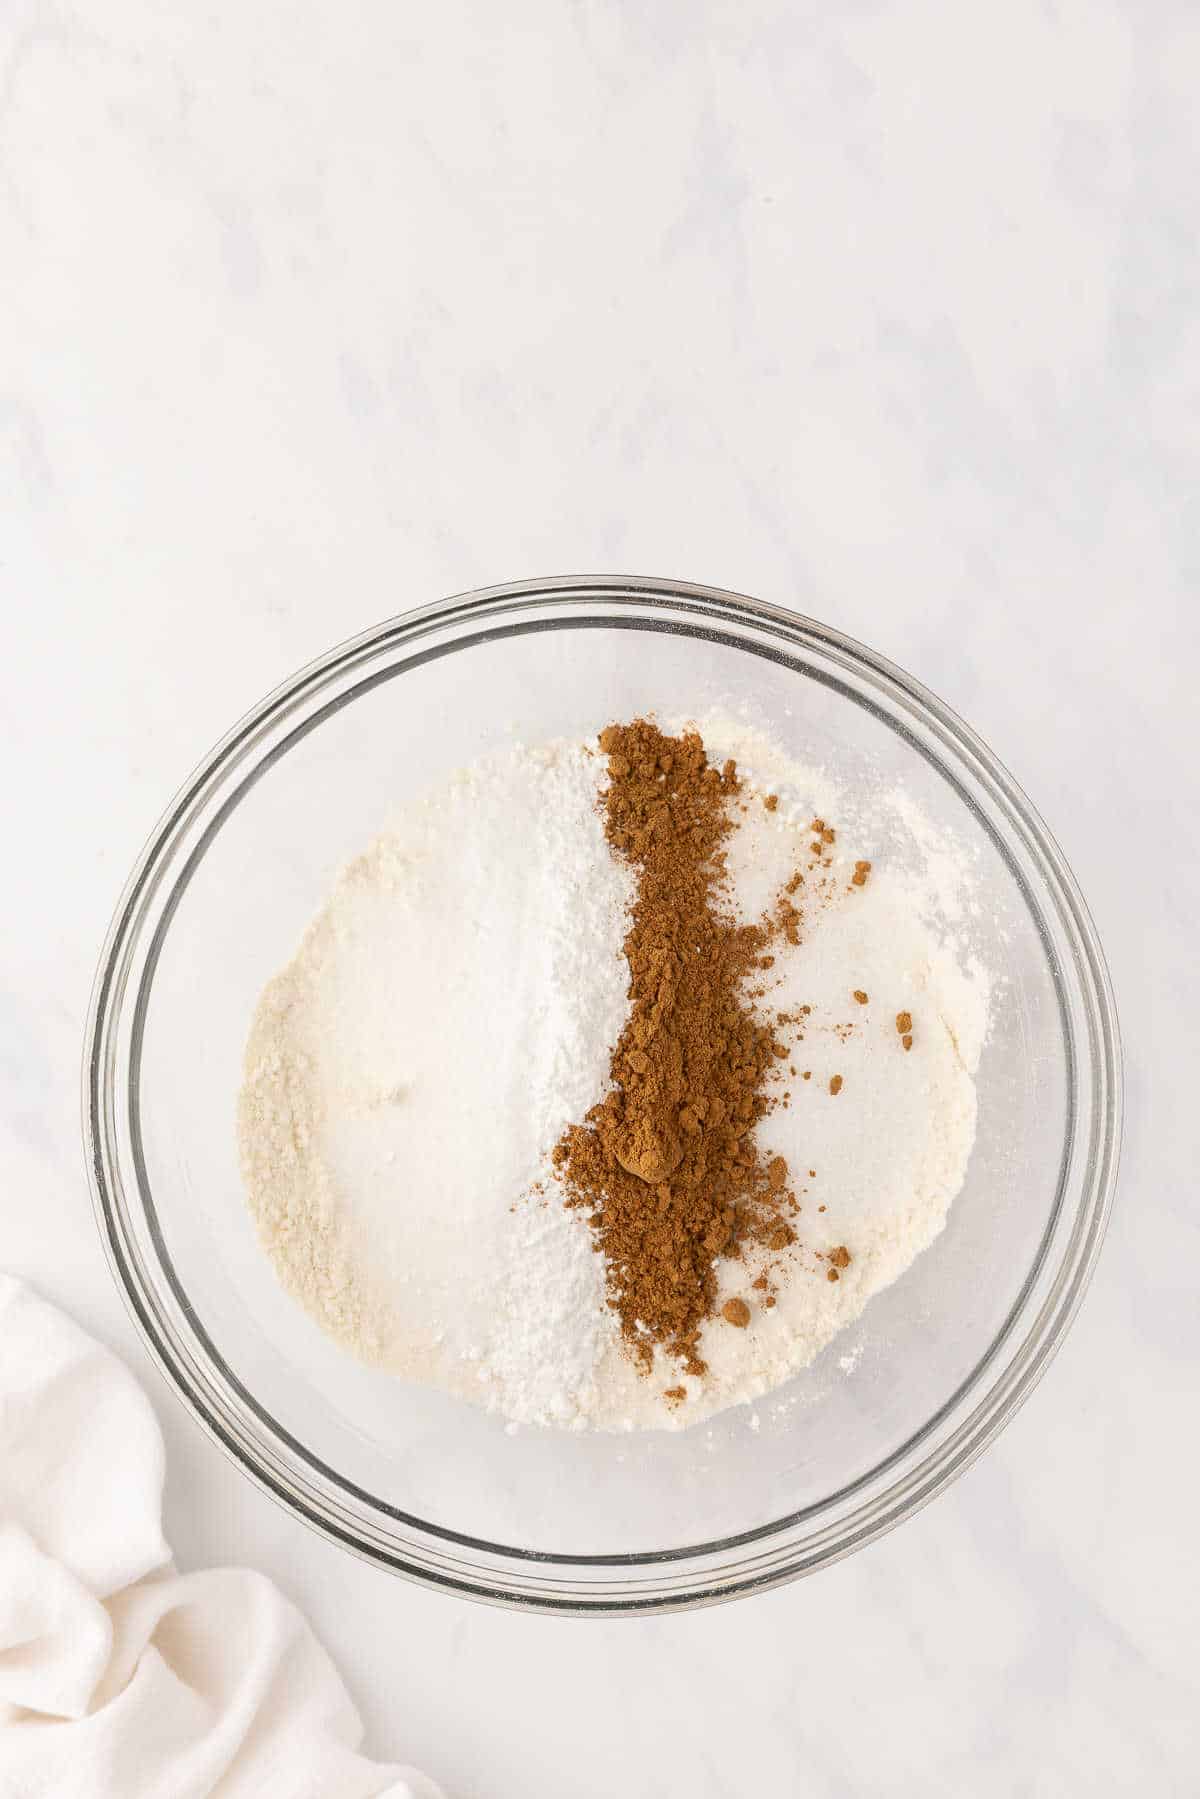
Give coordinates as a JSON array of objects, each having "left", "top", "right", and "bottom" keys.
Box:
[{"left": 238, "top": 725, "right": 991, "bottom": 1432}]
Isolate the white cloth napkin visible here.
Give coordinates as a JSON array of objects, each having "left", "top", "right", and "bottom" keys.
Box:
[{"left": 0, "top": 1275, "right": 442, "bottom": 1799}]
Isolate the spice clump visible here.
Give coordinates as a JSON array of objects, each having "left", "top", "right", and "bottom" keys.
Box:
[{"left": 553, "top": 720, "right": 797, "bottom": 1376}]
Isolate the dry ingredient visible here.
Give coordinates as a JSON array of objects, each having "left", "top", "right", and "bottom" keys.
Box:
[
  {"left": 237, "top": 717, "right": 991, "bottom": 1433},
  {"left": 237, "top": 740, "right": 633, "bottom": 1423},
  {"left": 553, "top": 721, "right": 799, "bottom": 1374}
]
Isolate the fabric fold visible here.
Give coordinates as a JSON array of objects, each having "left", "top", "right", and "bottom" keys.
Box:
[{"left": 0, "top": 1274, "right": 441, "bottom": 1799}]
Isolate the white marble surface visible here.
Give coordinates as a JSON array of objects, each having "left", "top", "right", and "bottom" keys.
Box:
[{"left": 3, "top": 2, "right": 1198, "bottom": 1792}]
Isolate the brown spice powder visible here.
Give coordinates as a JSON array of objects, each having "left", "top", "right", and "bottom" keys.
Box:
[{"left": 553, "top": 720, "right": 797, "bottom": 1376}]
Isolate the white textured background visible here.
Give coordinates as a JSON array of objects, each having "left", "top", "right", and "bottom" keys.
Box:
[{"left": 4, "top": 3, "right": 1198, "bottom": 1794}]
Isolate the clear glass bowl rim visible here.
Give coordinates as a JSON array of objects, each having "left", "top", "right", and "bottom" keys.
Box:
[{"left": 84, "top": 575, "right": 1122, "bottom": 1615}]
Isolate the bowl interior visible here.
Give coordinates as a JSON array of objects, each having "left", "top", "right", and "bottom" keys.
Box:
[{"left": 131, "top": 615, "right": 1066, "bottom": 1560}]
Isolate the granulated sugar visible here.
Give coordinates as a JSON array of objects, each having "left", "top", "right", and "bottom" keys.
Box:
[{"left": 238, "top": 722, "right": 991, "bottom": 1432}]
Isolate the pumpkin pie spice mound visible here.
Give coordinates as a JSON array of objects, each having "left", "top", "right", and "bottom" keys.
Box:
[{"left": 553, "top": 720, "right": 802, "bottom": 1377}]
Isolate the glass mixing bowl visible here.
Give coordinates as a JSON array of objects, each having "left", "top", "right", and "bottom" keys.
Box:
[{"left": 84, "top": 577, "right": 1121, "bottom": 1613}]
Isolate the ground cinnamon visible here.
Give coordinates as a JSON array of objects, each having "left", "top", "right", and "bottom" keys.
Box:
[{"left": 553, "top": 720, "right": 799, "bottom": 1376}]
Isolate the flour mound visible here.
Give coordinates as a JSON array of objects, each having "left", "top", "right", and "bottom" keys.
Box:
[
  {"left": 238, "top": 728, "right": 990, "bottom": 1432},
  {"left": 238, "top": 740, "right": 633, "bottom": 1426}
]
